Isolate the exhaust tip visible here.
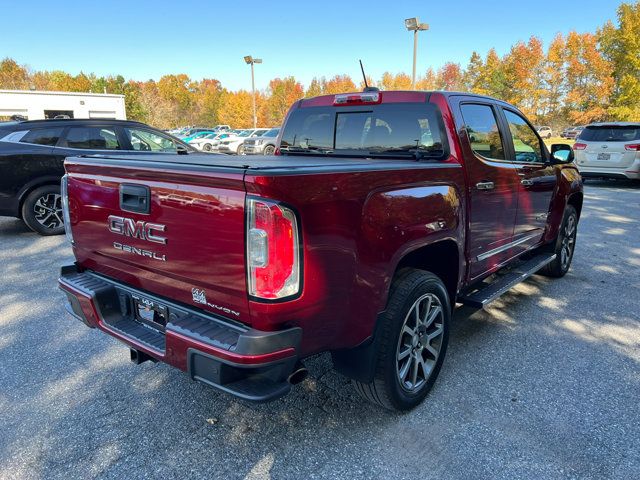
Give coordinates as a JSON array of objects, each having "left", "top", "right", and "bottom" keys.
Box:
[{"left": 287, "top": 364, "right": 308, "bottom": 385}]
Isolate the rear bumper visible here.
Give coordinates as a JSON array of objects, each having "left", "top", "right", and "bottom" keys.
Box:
[
  {"left": 579, "top": 166, "right": 640, "bottom": 180},
  {"left": 58, "top": 264, "right": 301, "bottom": 402}
]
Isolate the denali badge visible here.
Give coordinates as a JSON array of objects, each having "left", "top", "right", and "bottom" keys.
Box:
[
  {"left": 108, "top": 215, "right": 167, "bottom": 244},
  {"left": 113, "top": 242, "right": 166, "bottom": 262}
]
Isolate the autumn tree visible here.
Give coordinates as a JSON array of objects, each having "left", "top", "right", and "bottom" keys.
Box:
[
  {"left": 0, "top": 58, "right": 29, "bottom": 89},
  {"left": 265, "top": 77, "right": 303, "bottom": 125},
  {"left": 379, "top": 72, "right": 411, "bottom": 90},
  {"left": 600, "top": 2, "right": 640, "bottom": 120},
  {"left": 415, "top": 68, "right": 438, "bottom": 90},
  {"left": 218, "top": 90, "right": 255, "bottom": 128},
  {"left": 323, "top": 75, "right": 356, "bottom": 94},
  {"left": 564, "top": 31, "right": 614, "bottom": 123},
  {"left": 437, "top": 63, "right": 465, "bottom": 91},
  {"left": 501, "top": 37, "right": 546, "bottom": 119},
  {"left": 473, "top": 49, "right": 507, "bottom": 98},
  {"left": 305, "top": 77, "right": 323, "bottom": 97}
]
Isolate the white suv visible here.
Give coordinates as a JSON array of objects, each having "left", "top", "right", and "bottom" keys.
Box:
[{"left": 573, "top": 123, "right": 640, "bottom": 180}]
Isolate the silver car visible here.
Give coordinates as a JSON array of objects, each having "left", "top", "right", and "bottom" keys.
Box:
[
  {"left": 573, "top": 122, "right": 640, "bottom": 180},
  {"left": 243, "top": 128, "right": 280, "bottom": 155}
]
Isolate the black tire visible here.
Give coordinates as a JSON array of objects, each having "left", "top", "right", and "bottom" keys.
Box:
[
  {"left": 21, "top": 185, "right": 65, "bottom": 236},
  {"left": 263, "top": 145, "right": 276, "bottom": 156},
  {"left": 203, "top": 143, "right": 212, "bottom": 151},
  {"left": 352, "top": 270, "right": 450, "bottom": 411},
  {"left": 540, "top": 205, "right": 578, "bottom": 278},
  {"left": 237, "top": 145, "right": 245, "bottom": 155}
]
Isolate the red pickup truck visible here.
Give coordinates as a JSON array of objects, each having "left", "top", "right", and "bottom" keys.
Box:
[{"left": 58, "top": 89, "right": 583, "bottom": 411}]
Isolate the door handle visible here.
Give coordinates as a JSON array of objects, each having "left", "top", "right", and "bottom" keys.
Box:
[
  {"left": 521, "top": 179, "right": 534, "bottom": 187},
  {"left": 476, "top": 181, "right": 495, "bottom": 190}
]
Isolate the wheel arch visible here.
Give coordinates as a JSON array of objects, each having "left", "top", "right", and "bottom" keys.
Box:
[
  {"left": 392, "top": 239, "right": 461, "bottom": 306},
  {"left": 17, "top": 176, "right": 62, "bottom": 218},
  {"left": 567, "top": 191, "right": 583, "bottom": 220}
]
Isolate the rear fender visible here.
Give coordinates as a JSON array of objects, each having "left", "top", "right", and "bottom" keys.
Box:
[{"left": 360, "top": 183, "right": 465, "bottom": 303}]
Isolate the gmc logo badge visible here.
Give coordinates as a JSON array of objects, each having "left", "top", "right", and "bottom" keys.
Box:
[{"left": 108, "top": 215, "right": 167, "bottom": 244}]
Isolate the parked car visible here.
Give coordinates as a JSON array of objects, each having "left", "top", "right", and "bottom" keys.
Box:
[
  {"left": 573, "top": 122, "right": 640, "bottom": 180},
  {"left": 0, "top": 118, "right": 194, "bottom": 235},
  {"left": 211, "top": 125, "right": 231, "bottom": 132},
  {"left": 178, "top": 127, "right": 211, "bottom": 139},
  {"left": 535, "top": 126, "right": 552, "bottom": 139},
  {"left": 189, "top": 132, "right": 232, "bottom": 152},
  {"left": 182, "top": 131, "right": 217, "bottom": 143},
  {"left": 562, "top": 126, "right": 585, "bottom": 139},
  {"left": 243, "top": 127, "right": 280, "bottom": 155},
  {"left": 218, "top": 128, "right": 269, "bottom": 154},
  {"left": 58, "top": 89, "right": 583, "bottom": 411}
]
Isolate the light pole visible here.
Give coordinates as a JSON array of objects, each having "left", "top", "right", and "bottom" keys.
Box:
[
  {"left": 244, "top": 55, "right": 262, "bottom": 128},
  {"left": 404, "top": 17, "right": 429, "bottom": 89}
]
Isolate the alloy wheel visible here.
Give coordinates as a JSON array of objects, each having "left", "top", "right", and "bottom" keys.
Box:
[
  {"left": 396, "top": 293, "right": 444, "bottom": 392},
  {"left": 560, "top": 214, "right": 576, "bottom": 270},
  {"left": 33, "top": 193, "right": 63, "bottom": 230}
]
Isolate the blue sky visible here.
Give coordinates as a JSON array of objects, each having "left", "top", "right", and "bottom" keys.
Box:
[{"left": 1, "top": 0, "right": 620, "bottom": 91}]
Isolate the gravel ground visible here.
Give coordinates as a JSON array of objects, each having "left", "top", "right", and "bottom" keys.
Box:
[{"left": 0, "top": 179, "right": 638, "bottom": 480}]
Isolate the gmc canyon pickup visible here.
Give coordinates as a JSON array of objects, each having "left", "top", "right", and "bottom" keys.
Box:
[{"left": 58, "top": 89, "right": 583, "bottom": 411}]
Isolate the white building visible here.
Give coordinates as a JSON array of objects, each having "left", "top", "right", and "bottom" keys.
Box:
[{"left": 0, "top": 89, "right": 126, "bottom": 121}]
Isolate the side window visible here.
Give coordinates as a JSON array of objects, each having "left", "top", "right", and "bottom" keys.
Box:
[
  {"left": 20, "top": 127, "right": 64, "bottom": 146},
  {"left": 460, "top": 104, "right": 505, "bottom": 160},
  {"left": 124, "top": 128, "right": 177, "bottom": 152},
  {"left": 503, "top": 110, "right": 544, "bottom": 163},
  {"left": 64, "top": 127, "right": 121, "bottom": 150}
]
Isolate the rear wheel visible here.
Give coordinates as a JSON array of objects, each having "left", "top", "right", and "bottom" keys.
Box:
[
  {"left": 21, "top": 185, "right": 65, "bottom": 236},
  {"left": 352, "top": 270, "right": 450, "bottom": 411},
  {"left": 203, "top": 143, "right": 212, "bottom": 151},
  {"left": 540, "top": 205, "right": 577, "bottom": 277},
  {"left": 263, "top": 145, "right": 276, "bottom": 155}
]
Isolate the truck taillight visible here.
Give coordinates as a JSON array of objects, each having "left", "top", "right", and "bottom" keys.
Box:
[
  {"left": 247, "top": 198, "right": 301, "bottom": 300},
  {"left": 61, "top": 174, "right": 74, "bottom": 245},
  {"left": 573, "top": 143, "right": 587, "bottom": 150}
]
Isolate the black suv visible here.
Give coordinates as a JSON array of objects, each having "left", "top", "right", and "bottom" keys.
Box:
[{"left": 0, "top": 119, "right": 194, "bottom": 235}]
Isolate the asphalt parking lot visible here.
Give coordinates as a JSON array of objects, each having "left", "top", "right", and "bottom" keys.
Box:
[{"left": 0, "top": 179, "right": 638, "bottom": 480}]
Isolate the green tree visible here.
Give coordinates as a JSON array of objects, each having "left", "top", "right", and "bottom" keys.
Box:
[{"left": 600, "top": 2, "right": 640, "bottom": 120}]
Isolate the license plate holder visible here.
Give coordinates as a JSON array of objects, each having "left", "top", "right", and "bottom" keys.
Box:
[
  {"left": 597, "top": 153, "right": 611, "bottom": 161},
  {"left": 132, "top": 294, "right": 168, "bottom": 332}
]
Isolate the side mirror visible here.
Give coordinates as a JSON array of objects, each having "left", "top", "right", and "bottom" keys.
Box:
[
  {"left": 550, "top": 143, "right": 574, "bottom": 164},
  {"left": 176, "top": 144, "right": 189, "bottom": 155}
]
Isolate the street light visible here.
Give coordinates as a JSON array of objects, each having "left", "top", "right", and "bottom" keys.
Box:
[
  {"left": 404, "top": 17, "right": 429, "bottom": 89},
  {"left": 244, "top": 55, "right": 262, "bottom": 128}
]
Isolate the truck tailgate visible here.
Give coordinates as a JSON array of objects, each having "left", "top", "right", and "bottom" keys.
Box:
[{"left": 64, "top": 155, "right": 250, "bottom": 323}]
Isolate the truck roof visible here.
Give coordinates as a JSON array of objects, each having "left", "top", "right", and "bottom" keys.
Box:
[{"left": 298, "top": 89, "right": 510, "bottom": 108}]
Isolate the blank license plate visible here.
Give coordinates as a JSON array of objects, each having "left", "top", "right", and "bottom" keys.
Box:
[
  {"left": 133, "top": 295, "right": 168, "bottom": 331},
  {"left": 597, "top": 153, "right": 611, "bottom": 161}
]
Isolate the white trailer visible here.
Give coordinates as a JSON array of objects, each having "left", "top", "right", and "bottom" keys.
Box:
[{"left": 0, "top": 89, "right": 126, "bottom": 121}]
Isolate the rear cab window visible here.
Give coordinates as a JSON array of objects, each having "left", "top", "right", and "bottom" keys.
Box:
[
  {"left": 460, "top": 104, "right": 505, "bottom": 160},
  {"left": 280, "top": 100, "right": 448, "bottom": 160}
]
